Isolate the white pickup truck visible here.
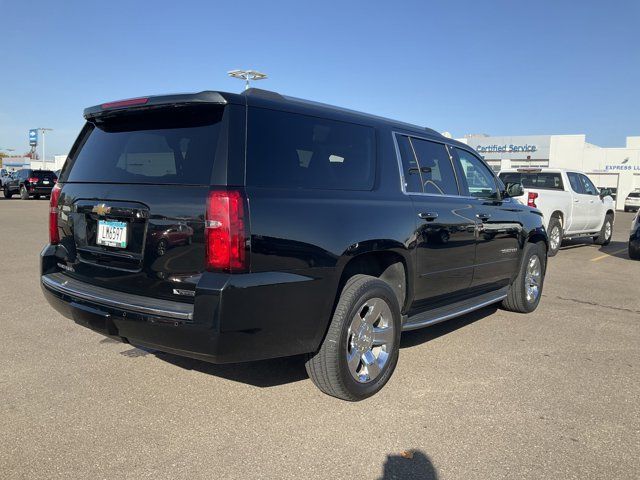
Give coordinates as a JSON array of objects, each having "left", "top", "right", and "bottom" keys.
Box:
[{"left": 498, "top": 168, "right": 615, "bottom": 256}]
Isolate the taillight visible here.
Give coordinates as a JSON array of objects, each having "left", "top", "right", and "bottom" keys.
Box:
[
  {"left": 205, "top": 189, "right": 248, "bottom": 272},
  {"left": 527, "top": 192, "right": 538, "bottom": 208},
  {"left": 28, "top": 177, "right": 39, "bottom": 183},
  {"left": 49, "top": 184, "right": 62, "bottom": 244}
]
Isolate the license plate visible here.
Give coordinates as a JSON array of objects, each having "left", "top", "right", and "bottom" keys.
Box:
[
  {"left": 43, "top": 180, "right": 50, "bottom": 185},
  {"left": 97, "top": 220, "right": 128, "bottom": 248}
]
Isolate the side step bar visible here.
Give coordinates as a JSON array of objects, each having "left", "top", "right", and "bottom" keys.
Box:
[{"left": 402, "top": 287, "right": 508, "bottom": 331}]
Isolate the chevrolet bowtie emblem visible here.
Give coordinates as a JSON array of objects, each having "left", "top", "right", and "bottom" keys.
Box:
[{"left": 92, "top": 204, "right": 111, "bottom": 216}]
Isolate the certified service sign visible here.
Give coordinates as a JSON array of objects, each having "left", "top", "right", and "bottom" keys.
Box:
[{"left": 29, "top": 129, "right": 38, "bottom": 147}]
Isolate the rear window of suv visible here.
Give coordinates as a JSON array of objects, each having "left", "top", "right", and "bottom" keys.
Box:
[
  {"left": 499, "top": 172, "right": 564, "bottom": 190},
  {"left": 62, "top": 106, "right": 224, "bottom": 185},
  {"left": 247, "top": 108, "right": 375, "bottom": 190},
  {"left": 629, "top": 192, "right": 640, "bottom": 198}
]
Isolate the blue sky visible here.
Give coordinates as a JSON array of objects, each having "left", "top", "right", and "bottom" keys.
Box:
[{"left": 1, "top": 0, "right": 639, "bottom": 159}]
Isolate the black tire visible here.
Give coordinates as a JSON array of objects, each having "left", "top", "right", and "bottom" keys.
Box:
[
  {"left": 305, "top": 274, "right": 401, "bottom": 401},
  {"left": 547, "top": 217, "right": 562, "bottom": 257},
  {"left": 34, "top": 194, "right": 41, "bottom": 200},
  {"left": 593, "top": 214, "right": 613, "bottom": 246},
  {"left": 629, "top": 241, "right": 640, "bottom": 260},
  {"left": 3, "top": 187, "right": 12, "bottom": 199},
  {"left": 20, "top": 185, "right": 29, "bottom": 200},
  {"left": 624, "top": 207, "right": 629, "bottom": 212},
  {"left": 502, "top": 241, "right": 546, "bottom": 314}
]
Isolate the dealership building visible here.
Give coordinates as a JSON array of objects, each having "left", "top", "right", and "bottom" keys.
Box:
[{"left": 458, "top": 134, "right": 640, "bottom": 210}]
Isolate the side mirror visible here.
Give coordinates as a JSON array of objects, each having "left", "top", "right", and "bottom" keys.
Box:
[{"left": 504, "top": 182, "right": 524, "bottom": 198}]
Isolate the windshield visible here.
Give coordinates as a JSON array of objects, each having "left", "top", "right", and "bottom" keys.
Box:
[{"left": 62, "top": 106, "right": 224, "bottom": 185}]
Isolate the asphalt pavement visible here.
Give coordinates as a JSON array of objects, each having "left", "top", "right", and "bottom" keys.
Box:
[{"left": 1, "top": 198, "right": 638, "bottom": 479}]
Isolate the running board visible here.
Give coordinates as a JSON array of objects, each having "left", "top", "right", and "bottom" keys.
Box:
[{"left": 401, "top": 287, "right": 508, "bottom": 331}]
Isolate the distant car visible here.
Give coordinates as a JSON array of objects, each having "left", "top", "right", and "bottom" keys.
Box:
[
  {"left": 629, "top": 212, "right": 640, "bottom": 260},
  {"left": 624, "top": 191, "right": 640, "bottom": 212},
  {"left": 3, "top": 168, "right": 58, "bottom": 199},
  {"left": 498, "top": 168, "right": 615, "bottom": 257},
  {"left": 0, "top": 170, "right": 14, "bottom": 188}
]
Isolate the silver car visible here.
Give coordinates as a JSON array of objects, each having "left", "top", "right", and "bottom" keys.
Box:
[{"left": 625, "top": 191, "right": 640, "bottom": 212}]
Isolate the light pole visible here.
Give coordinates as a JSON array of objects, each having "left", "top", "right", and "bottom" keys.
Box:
[
  {"left": 38, "top": 128, "right": 53, "bottom": 168},
  {"left": 227, "top": 69, "right": 268, "bottom": 90}
]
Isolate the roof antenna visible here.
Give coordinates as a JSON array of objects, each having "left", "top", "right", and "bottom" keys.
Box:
[{"left": 227, "top": 69, "right": 268, "bottom": 90}]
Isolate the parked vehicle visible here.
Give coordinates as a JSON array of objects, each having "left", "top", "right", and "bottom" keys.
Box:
[
  {"left": 1, "top": 169, "right": 15, "bottom": 189},
  {"left": 629, "top": 212, "right": 640, "bottom": 260},
  {"left": 624, "top": 191, "right": 640, "bottom": 212},
  {"left": 4, "top": 169, "right": 57, "bottom": 199},
  {"left": 41, "top": 89, "right": 548, "bottom": 400},
  {"left": 498, "top": 168, "right": 615, "bottom": 256}
]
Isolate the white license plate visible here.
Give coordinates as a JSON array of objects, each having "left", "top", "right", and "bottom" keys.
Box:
[
  {"left": 97, "top": 220, "right": 128, "bottom": 248},
  {"left": 43, "top": 180, "right": 50, "bottom": 185}
]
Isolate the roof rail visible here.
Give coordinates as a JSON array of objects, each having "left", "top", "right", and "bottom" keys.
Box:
[{"left": 242, "top": 88, "right": 285, "bottom": 101}]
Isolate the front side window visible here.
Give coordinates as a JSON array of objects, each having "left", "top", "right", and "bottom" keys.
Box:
[
  {"left": 454, "top": 148, "right": 498, "bottom": 199},
  {"left": 409, "top": 138, "right": 458, "bottom": 195},
  {"left": 247, "top": 108, "right": 375, "bottom": 190},
  {"left": 579, "top": 174, "right": 598, "bottom": 195},
  {"left": 567, "top": 172, "right": 584, "bottom": 194}
]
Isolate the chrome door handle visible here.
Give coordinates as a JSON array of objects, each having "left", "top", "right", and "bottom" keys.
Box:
[
  {"left": 476, "top": 213, "right": 491, "bottom": 221},
  {"left": 418, "top": 212, "right": 438, "bottom": 221}
]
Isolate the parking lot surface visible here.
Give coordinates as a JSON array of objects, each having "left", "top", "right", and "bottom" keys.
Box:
[{"left": 1, "top": 198, "right": 638, "bottom": 480}]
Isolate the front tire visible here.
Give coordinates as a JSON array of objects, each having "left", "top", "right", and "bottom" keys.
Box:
[
  {"left": 547, "top": 217, "right": 562, "bottom": 257},
  {"left": 305, "top": 274, "right": 401, "bottom": 401},
  {"left": 593, "top": 214, "right": 613, "bottom": 246},
  {"left": 502, "top": 242, "right": 546, "bottom": 313},
  {"left": 20, "top": 185, "right": 29, "bottom": 200},
  {"left": 3, "top": 187, "right": 12, "bottom": 199}
]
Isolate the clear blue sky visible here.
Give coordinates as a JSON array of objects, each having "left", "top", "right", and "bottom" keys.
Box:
[{"left": 1, "top": 0, "right": 638, "bottom": 159}]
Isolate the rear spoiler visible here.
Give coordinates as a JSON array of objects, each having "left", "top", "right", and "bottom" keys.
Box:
[{"left": 83, "top": 91, "right": 228, "bottom": 120}]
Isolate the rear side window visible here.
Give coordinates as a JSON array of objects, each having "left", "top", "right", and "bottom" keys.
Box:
[
  {"left": 247, "top": 108, "right": 375, "bottom": 190},
  {"left": 63, "top": 106, "right": 224, "bottom": 184},
  {"left": 499, "top": 172, "right": 563, "bottom": 190},
  {"left": 629, "top": 192, "right": 640, "bottom": 198}
]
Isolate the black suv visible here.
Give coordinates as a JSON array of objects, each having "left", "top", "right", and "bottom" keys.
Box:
[
  {"left": 4, "top": 168, "right": 58, "bottom": 199},
  {"left": 41, "top": 89, "right": 548, "bottom": 400}
]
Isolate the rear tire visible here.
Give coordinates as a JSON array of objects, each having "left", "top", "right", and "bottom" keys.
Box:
[
  {"left": 502, "top": 242, "right": 546, "bottom": 314},
  {"left": 3, "top": 187, "right": 12, "bottom": 199},
  {"left": 305, "top": 274, "right": 401, "bottom": 401},
  {"left": 593, "top": 214, "right": 613, "bottom": 246},
  {"left": 20, "top": 185, "right": 29, "bottom": 200},
  {"left": 547, "top": 217, "right": 562, "bottom": 257}
]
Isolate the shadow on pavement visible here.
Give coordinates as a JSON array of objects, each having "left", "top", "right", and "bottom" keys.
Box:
[
  {"left": 147, "top": 349, "right": 308, "bottom": 387},
  {"left": 379, "top": 450, "right": 438, "bottom": 480},
  {"left": 115, "top": 306, "right": 497, "bottom": 387},
  {"left": 400, "top": 306, "right": 497, "bottom": 349}
]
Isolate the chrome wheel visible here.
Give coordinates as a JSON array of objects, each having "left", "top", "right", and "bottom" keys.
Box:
[
  {"left": 525, "top": 255, "right": 542, "bottom": 303},
  {"left": 605, "top": 221, "right": 612, "bottom": 241},
  {"left": 346, "top": 297, "right": 395, "bottom": 383},
  {"left": 549, "top": 226, "right": 560, "bottom": 251}
]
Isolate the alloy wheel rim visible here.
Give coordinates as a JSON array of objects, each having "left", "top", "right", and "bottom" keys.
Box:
[
  {"left": 605, "top": 221, "right": 612, "bottom": 240},
  {"left": 550, "top": 226, "right": 560, "bottom": 251},
  {"left": 525, "top": 255, "right": 542, "bottom": 303},
  {"left": 346, "top": 297, "right": 394, "bottom": 383}
]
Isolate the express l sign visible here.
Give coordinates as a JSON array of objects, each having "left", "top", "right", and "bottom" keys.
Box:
[{"left": 476, "top": 144, "right": 537, "bottom": 153}]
